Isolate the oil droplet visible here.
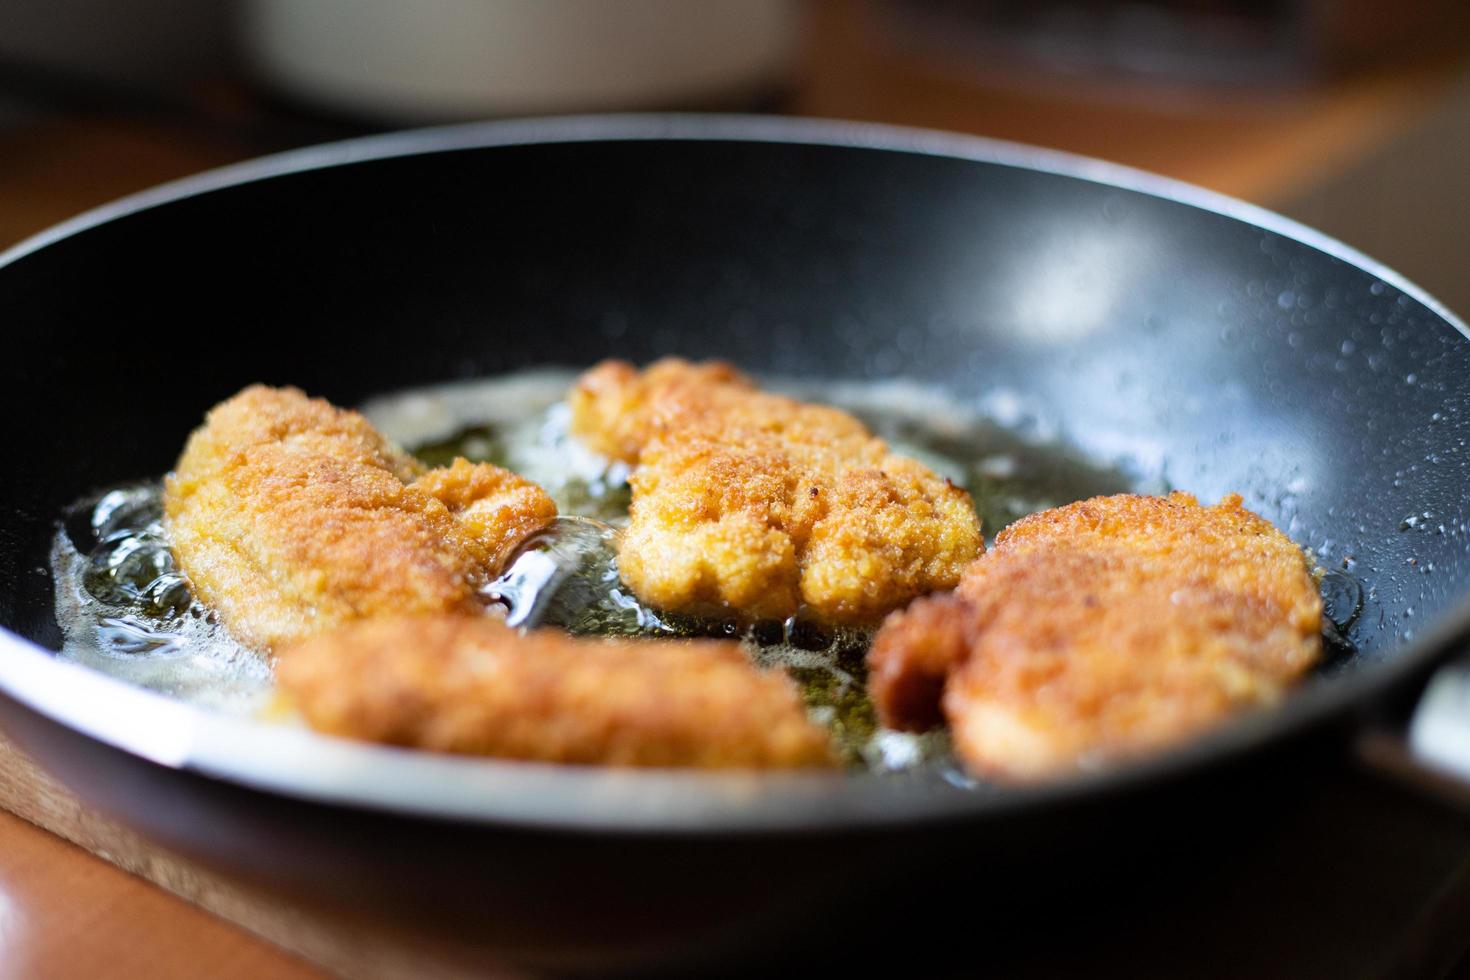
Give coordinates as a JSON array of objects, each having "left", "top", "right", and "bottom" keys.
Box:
[
  {"left": 1319, "top": 569, "right": 1364, "bottom": 633},
  {"left": 1400, "top": 515, "right": 1425, "bottom": 531}
]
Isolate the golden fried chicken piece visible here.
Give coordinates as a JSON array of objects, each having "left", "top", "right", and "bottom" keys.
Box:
[
  {"left": 164, "top": 385, "right": 555, "bottom": 651},
  {"left": 276, "top": 615, "right": 835, "bottom": 768},
  {"left": 568, "top": 359, "right": 983, "bottom": 626},
  {"left": 869, "top": 492, "right": 1322, "bottom": 781}
]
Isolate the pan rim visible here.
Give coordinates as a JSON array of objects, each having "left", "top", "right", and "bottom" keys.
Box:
[{"left": 2, "top": 112, "right": 1467, "bottom": 833}]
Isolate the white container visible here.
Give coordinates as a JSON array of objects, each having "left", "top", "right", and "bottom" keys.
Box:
[{"left": 243, "top": 0, "right": 800, "bottom": 121}]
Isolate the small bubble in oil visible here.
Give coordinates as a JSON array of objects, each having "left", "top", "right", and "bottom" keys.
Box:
[
  {"left": 750, "top": 620, "right": 784, "bottom": 646},
  {"left": 784, "top": 617, "right": 832, "bottom": 651}
]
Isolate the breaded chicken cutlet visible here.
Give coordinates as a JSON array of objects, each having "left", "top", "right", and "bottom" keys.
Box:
[
  {"left": 568, "top": 359, "right": 983, "bottom": 626},
  {"left": 277, "top": 615, "right": 835, "bottom": 768},
  {"left": 869, "top": 492, "right": 1322, "bottom": 781},
  {"left": 165, "top": 385, "right": 556, "bottom": 651}
]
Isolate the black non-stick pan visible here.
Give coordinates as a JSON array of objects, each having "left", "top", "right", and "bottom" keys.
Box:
[{"left": 2, "top": 115, "right": 1469, "bottom": 974}]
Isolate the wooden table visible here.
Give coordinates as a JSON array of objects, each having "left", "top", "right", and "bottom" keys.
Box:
[
  {"left": 0, "top": 805, "right": 324, "bottom": 980},
  {"left": 3, "top": 12, "right": 1470, "bottom": 976}
]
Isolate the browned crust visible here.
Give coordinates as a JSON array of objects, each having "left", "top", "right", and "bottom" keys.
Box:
[
  {"left": 568, "top": 358, "right": 984, "bottom": 625},
  {"left": 164, "top": 385, "right": 556, "bottom": 651},
  {"left": 869, "top": 492, "right": 1322, "bottom": 781},
  {"left": 866, "top": 591, "right": 977, "bottom": 732},
  {"left": 276, "top": 615, "right": 836, "bottom": 768}
]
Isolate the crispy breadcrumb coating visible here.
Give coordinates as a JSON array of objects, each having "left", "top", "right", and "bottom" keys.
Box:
[
  {"left": 569, "top": 359, "right": 983, "bottom": 626},
  {"left": 164, "top": 385, "right": 555, "bottom": 651},
  {"left": 869, "top": 492, "right": 1322, "bottom": 781},
  {"left": 276, "top": 615, "right": 836, "bottom": 768}
]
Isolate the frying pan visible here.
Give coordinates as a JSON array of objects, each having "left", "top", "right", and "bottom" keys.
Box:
[{"left": 2, "top": 115, "right": 1470, "bottom": 974}]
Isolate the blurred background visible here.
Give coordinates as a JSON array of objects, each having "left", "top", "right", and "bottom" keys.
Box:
[{"left": 2, "top": 0, "right": 1469, "bottom": 312}]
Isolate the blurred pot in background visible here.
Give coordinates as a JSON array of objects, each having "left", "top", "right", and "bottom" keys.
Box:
[{"left": 242, "top": 0, "right": 801, "bottom": 122}]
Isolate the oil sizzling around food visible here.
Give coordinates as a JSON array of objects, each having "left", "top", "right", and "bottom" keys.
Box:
[
  {"left": 50, "top": 370, "right": 1141, "bottom": 773},
  {"left": 51, "top": 483, "right": 272, "bottom": 714}
]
